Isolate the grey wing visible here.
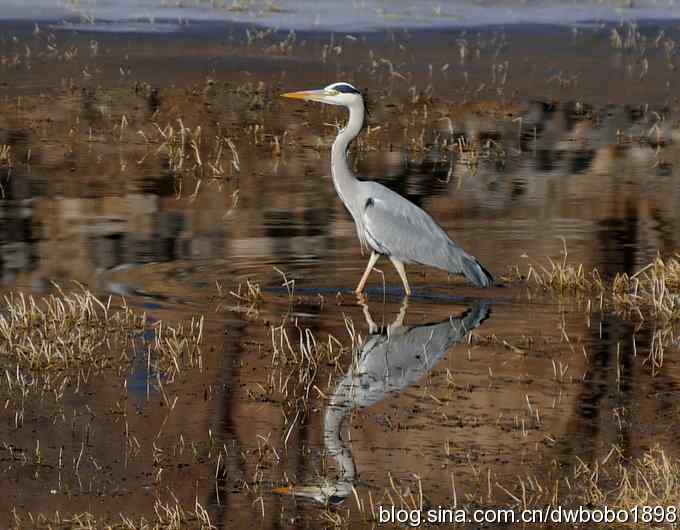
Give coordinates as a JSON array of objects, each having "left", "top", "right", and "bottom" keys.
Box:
[
  {"left": 360, "top": 183, "right": 493, "bottom": 287},
  {"left": 360, "top": 185, "right": 446, "bottom": 262},
  {"left": 389, "top": 302, "right": 491, "bottom": 374},
  {"left": 398, "top": 302, "right": 491, "bottom": 361},
  {"left": 352, "top": 303, "right": 491, "bottom": 404}
]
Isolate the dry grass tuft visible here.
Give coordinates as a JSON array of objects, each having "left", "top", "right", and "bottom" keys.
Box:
[
  {"left": 573, "top": 444, "right": 680, "bottom": 513},
  {"left": 0, "top": 287, "right": 203, "bottom": 378},
  {"left": 513, "top": 246, "right": 680, "bottom": 323},
  {"left": 0, "top": 288, "right": 143, "bottom": 370},
  {"left": 11, "top": 498, "right": 215, "bottom": 529},
  {"left": 516, "top": 240, "right": 604, "bottom": 294},
  {"left": 142, "top": 119, "right": 240, "bottom": 179},
  {"left": 152, "top": 314, "right": 205, "bottom": 379},
  {"left": 230, "top": 279, "right": 263, "bottom": 304},
  {"left": 270, "top": 322, "right": 346, "bottom": 400},
  {"left": 494, "top": 444, "right": 680, "bottom": 528},
  {"left": 612, "top": 255, "right": 680, "bottom": 321},
  {"left": 0, "top": 144, "right": 11, "bottom": 167}
]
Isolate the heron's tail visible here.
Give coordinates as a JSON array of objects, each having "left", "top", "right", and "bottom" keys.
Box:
[
  {"left": 461, "top": 302, "right": 492, "bottom": 331},
  {"left": 461, "top": 254, "right": 494, "bottom": 288}
]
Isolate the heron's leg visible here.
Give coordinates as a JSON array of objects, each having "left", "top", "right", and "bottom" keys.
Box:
[
  {"left": 388, "top": 296, "right": 409, "bottom": 335},
  {"left": 389, "top": 257, "right": 412, "bottom": 296},
  {"left": 358, "top": 297, "right": 378, "bottom": 333},
  {"left": 355, "top": 252, "right": 380, "bottom": 294}
]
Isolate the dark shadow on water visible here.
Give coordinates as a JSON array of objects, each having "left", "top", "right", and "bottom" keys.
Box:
[{"left": 263, "top": 285, "right": 505, "bottom": 306}]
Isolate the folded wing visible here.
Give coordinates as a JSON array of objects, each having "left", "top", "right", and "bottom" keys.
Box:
[{"left": 361, "top": 184, "right": 493, "bottom": 287}]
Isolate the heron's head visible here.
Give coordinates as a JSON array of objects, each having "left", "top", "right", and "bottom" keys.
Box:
[
  {"left": 273, "top": 483, "right": 351, "bottom": 505},
  {"left": 281, "top": 82, "right": 363, "bottom": 107}
]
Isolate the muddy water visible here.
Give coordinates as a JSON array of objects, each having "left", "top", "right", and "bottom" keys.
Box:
[{"left": 1, "top": 17, "right": 680, "bottom": 528}]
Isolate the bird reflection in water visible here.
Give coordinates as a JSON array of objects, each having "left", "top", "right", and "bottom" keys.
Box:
[{"left": 274, "top": 298, "right": 491, "bottom": 504}]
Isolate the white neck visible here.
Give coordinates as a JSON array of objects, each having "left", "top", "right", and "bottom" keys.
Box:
[
  {"left": 325, "top": 377, "right": 357, "bottom": 482},
  {"left": 330, "top": 99, "right": 365, "bottom": 208}
]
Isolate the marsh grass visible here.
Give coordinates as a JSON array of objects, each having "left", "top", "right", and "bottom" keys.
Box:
[
  {"left": 513, "top": 246, "right": 680, "bottom": 322},
  {"left": 153, "top": 314, "right": 205, "bottom": 379},
  {"left": 269, "top": 323, "right": 346, "bottom": 401},
  {"left": 599, "top": 445, "right": 680, "bottom": 510},
  {"left": 515, "top": 444, "right": 680, "bottom": 524},
  {"left": 230, "top": 279, "right": 264, "bottom": 304},
  {"left": 353, "top": 445, "right": 680, "bottom": 529},
  {"left": 11, "top": 498, "right": 215, "bottom": 529},
  {"left": 569, "top": 445, "right": 680, "bottom": 510},
  {"left": 152, "top": 120, "right": 203, "bottom": 174},
  {"left": 612, "top": 255, "right": 680, "bottom": 321},
  {"left": 0, "top": 287, "right": 203, "bottom": 378},
  {"left": 514, "top": 241, "right": 604, "bottom": 295},
  {"left": 451, "top": 135, "right": 507, "bottom": 172},
  {"left": 141, "top": 119, "right": 240, "bottom": 179},
  {"left": 0, "top": 144, "right": 11, "bottom": 167},
  {"left": 0, "top": 288, "right": 142, "bottom": 370}
]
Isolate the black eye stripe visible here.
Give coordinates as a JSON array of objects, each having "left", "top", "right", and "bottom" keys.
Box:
[{"left": 333, "top": 84, "right": 361, "bottom": 94}]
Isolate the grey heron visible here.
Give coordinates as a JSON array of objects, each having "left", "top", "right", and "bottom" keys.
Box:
[
  {"left": 273, "top": 298, "right": 490, "bottom": 504},
  {"left": 282, "top": 82, "right": 494, "bottom": 296}
]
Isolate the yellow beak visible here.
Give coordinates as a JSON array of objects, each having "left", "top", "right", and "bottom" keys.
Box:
[
  {"left": 281, "top": 89, "right": 331, "bottom": 103},
  {"left": 281, "top": 90, "right": 313, "bottom": 100},
  {"left": 273, "top": 486, "right": 293, "bottom": 495}
]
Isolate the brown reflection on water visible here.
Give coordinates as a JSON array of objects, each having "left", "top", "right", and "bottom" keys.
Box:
[
  {"left": 1, "top": 19, "right": 680, "bottom": 528},
  {"left": 215, "top": 297, "right": 680, "bottom": 528}
]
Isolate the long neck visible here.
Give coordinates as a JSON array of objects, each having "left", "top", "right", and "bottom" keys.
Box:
[
  {"left": 330, "top": 100, "right": 364, "bottom": 207},
  {"left": 324, "top": 374, "right": 357, "bottom": 482}
]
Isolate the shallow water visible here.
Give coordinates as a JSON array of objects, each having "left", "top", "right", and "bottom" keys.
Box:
[
  {"left": 1, "top": 16, "right": 680, "bottom": 528},
  {"left": 4, "top": 0, "right": 680, "bottom": 31}
]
